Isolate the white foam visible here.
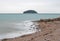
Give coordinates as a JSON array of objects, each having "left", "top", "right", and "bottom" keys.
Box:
[{"left": 0, "top": 20, "right": 41, "bottom": 39}]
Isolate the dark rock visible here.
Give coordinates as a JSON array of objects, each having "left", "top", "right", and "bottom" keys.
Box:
[{"left": 23, "top": 10, "right": 38, "bottom": 14}]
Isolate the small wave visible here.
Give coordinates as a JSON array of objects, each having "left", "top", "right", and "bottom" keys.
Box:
[{"left": 0, "top": 20, "right": 41, "bottom": 39}]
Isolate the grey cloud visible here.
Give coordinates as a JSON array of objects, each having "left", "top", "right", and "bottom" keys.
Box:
[{"left": 0, "top": 0, "right": 60, "bottom": 13}]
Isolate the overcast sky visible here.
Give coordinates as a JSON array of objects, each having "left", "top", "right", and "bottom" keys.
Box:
[{"left": 0, "top": 0, "right": 60, "bottom": 13}]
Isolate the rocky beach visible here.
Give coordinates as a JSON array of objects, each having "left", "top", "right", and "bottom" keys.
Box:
[{"left": 1, "top": 17, "right": 60, "bottom": 41}]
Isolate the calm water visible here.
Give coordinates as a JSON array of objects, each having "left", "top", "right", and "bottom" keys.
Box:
[{"left": 0, "top": 14, "right": 60, "bottom": 22}]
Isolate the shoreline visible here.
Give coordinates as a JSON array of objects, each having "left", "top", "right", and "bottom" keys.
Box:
[
  {"left": 1, "top": 17, "right": 60, "bottom": 41},
  {"left": 0, "top": 20, "right": 41, "bottom": 40}
]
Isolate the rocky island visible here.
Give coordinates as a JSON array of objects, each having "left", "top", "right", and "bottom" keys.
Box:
[
  {"left": 1, "top": 17, "right": 60, "bottom": 41},
  {"left": 23, "top": 10, "right": 38, "bottom": 14}
]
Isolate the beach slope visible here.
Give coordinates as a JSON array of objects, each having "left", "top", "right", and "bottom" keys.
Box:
[{"left": 1, "top": 17, "right": 60, "bottom": 41}]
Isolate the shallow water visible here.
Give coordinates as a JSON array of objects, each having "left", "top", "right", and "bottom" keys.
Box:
[{"left": 0, "top": 20, "right": 39, "bottom": 39}]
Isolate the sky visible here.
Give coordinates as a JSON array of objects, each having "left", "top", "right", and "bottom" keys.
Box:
[{"left": 0, "top": 0, "right": 60, "bottom": 13}]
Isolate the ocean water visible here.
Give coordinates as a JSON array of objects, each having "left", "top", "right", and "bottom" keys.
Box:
[
  {"left": 0, "top": 14, "right": 60, "bottom": 22},
  {"left": 0, "top": 14, "right": 60, "bottom": 39}
]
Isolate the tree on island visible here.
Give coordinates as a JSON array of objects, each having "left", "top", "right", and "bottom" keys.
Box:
[{"left": 23, "top": 10, "right": 38, "bottom": 14}]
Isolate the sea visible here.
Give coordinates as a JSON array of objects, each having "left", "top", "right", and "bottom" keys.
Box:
[{"left": 0, "top": 14, "right": 60, "bottom": 39}]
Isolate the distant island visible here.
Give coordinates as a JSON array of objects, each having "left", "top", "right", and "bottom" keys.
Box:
[{"left": 23, "top": 10, "right": 38, "bottom": 14}]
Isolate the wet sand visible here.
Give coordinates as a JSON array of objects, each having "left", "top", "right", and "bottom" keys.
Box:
[{"left": 1, "top": 17, "right": 60, "bottom": 41}]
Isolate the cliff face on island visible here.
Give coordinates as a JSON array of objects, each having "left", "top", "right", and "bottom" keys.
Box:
[{"left": 1, "top": 17, "right": 60, "bottom": 41}]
